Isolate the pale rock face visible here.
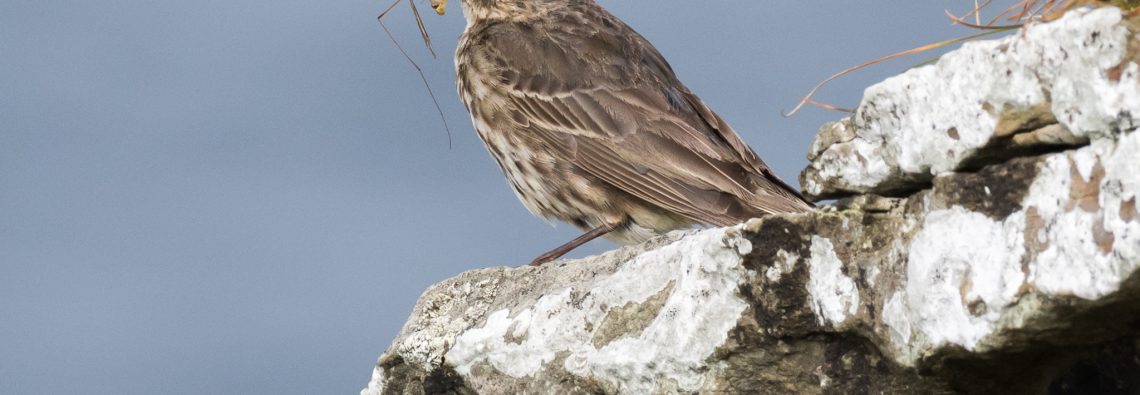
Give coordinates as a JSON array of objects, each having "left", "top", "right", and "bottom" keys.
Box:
[
  {"left": 806, "top": 236, "right": 859, "bottom": 327},
  {"left": 442, "top": 228, "right": 751, "bottom": 393},
  {"left": 801, "top": 7, "right": 1139, "bottom": 200},
  {"left": 366, "top": 8, "right": 1140, "bottom": 395}
]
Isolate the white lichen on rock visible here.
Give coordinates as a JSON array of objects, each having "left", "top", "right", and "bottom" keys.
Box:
[
  {"left": 1024, "top": 136, "right": 1140, "bottom": 299},
  {"left": 882, "top": 292, "right": 912, "bottom": 349},
  {"left": 439, "top": 227, "right": 751, "bottom": 393},
  {"left": 886, "top": 206, "right": 1026, "bottom": 360},
  {"left": 361, "top": 365, "right": 384, "bottom": 395},
  {"left": 878, "top": 124, "right": 1140, "bottom": 365},
  {"left": 767, "top": 249, "right": 799, "bottom": 282},
  {"left": 802, "top": 7, "right": 1138, "bottom": 198},
  {"left": 807, "top": 236, "right": 859, "bottom": 326}
]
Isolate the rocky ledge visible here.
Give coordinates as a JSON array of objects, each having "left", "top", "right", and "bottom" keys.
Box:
[{"left": 365, "top": 8, "right": 1140, "bottom": 394}]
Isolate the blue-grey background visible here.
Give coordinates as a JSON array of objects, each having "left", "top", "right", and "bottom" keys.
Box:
[{"left": 1, "top": 2, "right": 968, "bottom": 393}]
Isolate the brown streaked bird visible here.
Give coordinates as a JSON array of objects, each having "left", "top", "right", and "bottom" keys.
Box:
[{"left": 442, "top": 0, "right": 815, "bottom": 265}]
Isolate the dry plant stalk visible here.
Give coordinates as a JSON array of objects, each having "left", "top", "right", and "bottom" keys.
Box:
[
  {"left": 785, "top": 0, "right": 1137, "bottom": 117},
  {"left": 378, "top": 0, "right": 452, "bottom": 148}
]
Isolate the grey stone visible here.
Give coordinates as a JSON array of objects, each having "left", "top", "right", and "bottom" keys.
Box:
[
  {"left": 799, "top": 7, "right": 1140, "bottom": 201},
  {"left": 365, "top": 7, "right": 1140, "bottom": 395}
]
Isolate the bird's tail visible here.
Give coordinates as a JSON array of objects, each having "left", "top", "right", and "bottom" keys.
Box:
[{"left": 756, "top": 169, "right": 816, "bottom": 214}]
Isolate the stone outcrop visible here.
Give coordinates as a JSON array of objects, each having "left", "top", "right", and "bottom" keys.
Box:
[
  {"left": 800, "top": 7, "right": 1139, "bottom": 200},
  {"left": 365, "top": 8, "right": 1140, "bottom": 394}
]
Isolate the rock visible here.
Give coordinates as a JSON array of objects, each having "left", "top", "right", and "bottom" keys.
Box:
[
  {"left": 365, "top": 7, "right": 1140, "bottom": 395},
  {"left": 800, "top": 7, "right": 1140, "bottom": 200}
]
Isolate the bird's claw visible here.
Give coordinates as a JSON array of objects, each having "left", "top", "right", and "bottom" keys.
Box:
[{"left": 529, "top": 253, "right": 559, "bottom": 266}]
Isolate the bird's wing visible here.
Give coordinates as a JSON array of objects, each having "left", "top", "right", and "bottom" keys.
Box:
[{"left": 466, "top": 15, "right": 812, "bottom": 225}]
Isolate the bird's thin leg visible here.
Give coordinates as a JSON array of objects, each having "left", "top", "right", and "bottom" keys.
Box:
[{"left": 529, "top": 218, "right": 628, "bottom": 266}]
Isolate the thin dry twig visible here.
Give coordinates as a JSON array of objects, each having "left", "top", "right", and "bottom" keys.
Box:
[
  {"left": 960, "top": 0, "right": 996, "bottom": 22},
  {"left": 947, "top": 10, "right": 1025, "bottom": 29},
  {"left": 408, "top": 0, "right": 437, "bottom": 59},
  {"left": 378, "top": 0, "right": 452, "bottom": 148},
  {"left": 785, "top": 0, "right": 1117, "bottom": 117},
  {"left": 803, "top": 99, "right": 854, "bottom": 114},
  {"left": 782, "top": 28, "right": 1013, "bottom": 117}
]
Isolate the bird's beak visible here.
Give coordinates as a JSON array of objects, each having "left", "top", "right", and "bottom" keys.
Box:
[{"left": 429, "top": 0, "right": 447, "bottom": 15}]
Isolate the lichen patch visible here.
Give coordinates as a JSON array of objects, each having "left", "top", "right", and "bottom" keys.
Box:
[
  {"left": 443, "top": 228, "right": 751, "bottom": 393},
  {"left": 590, "top": 281, "right": 675, "bottom": 348},
  {"left": 807, "top": 236, "right": 860, "bottom": 326}
]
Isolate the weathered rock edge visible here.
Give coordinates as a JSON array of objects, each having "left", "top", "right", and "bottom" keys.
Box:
[
  {"left": 365, "top": 7, "right": 1140, "bottom": 395},
  {"left": 800, "top": 7, "right": 1140, "bottom": 200}
]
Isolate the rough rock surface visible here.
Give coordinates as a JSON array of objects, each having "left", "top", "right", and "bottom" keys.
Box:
[
  {"left": 801, "top": 7, "right": 1140, "bottom": 200},
  {"left": 365, "top": 8, "right": 1140, "bottom": 395}
]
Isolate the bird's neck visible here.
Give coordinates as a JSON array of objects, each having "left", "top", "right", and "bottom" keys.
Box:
[{"left": 459, "top": 0, "right": 553, "bottom": 26}]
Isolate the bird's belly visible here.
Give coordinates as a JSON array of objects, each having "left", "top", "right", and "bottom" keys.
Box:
[
  {"left": 475, "top": 123, "right": 690, "bottom": 244},
  {"left": 458, "top": 64, "right": 691, "bottom": 243},
  {"left": 477, "top": 126, "right": 592, "bottom": 221}
]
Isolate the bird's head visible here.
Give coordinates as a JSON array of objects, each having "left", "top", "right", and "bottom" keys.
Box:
[{"left": 443, "top": 0, "right": 560, "bottom": 24}]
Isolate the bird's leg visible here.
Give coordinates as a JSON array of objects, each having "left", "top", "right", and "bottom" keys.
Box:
[{"left": 529, "top": 218, "right": 628, "bottom": 266}]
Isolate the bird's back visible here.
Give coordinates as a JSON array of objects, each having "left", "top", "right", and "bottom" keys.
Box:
[{"left": 456, "top": 0, "right": 813, "bottom": 234}]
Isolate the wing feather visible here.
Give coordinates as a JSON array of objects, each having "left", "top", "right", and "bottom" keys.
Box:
[{"left": 466, "top": 10, "right": 813, "bottom": 224}]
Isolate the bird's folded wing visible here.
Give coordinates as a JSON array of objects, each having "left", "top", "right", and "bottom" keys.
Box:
[
  {"left": 509, "top": 84, "right": 811, "bottom": 224},
  {"left": 473, "top": 21, "right": 813, "bottom": 222}
]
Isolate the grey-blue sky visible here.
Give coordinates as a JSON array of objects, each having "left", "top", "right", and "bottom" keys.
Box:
[{"left": 1, "top": 2, "right": 967, "bottom": 393}]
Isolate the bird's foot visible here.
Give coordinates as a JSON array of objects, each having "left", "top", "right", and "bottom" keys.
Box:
[
  {"left": 527, "top": 218, "right": 628, "bottom": 266},
  {"left": 528, "top": 250, "right": 564, "bottom": 266}
]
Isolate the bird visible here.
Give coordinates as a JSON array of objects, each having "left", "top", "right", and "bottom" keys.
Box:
[{"left": 443, "top": 0, "right": 815, "bottom": 265}]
